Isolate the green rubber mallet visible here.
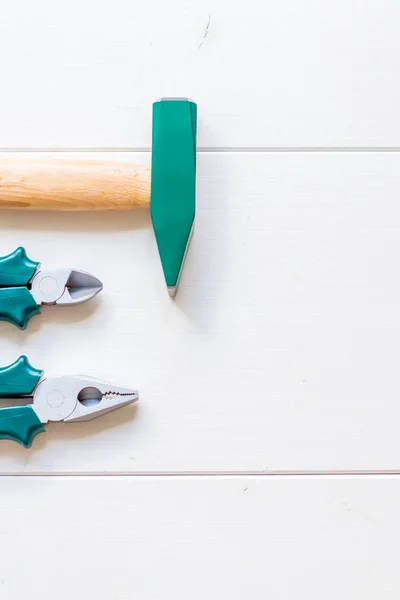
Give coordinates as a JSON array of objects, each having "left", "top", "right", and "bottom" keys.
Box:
[{"left": 0, "top": 98, "right": 197, "bottom": 296}]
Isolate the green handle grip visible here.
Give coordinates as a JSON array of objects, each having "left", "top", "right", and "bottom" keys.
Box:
[
  {"left": 0, "top": 406, "right": 45, "bottom": 447},
  {"left": 0, "top": 287, "right": 41, "bottom": 329},
  {"left": 0, "top": 248, "right": 41, "bottom": 329},
  {"left": 0, "top": 356, "right": 42, "bottom": 397},
  {"left": 0, "top": 247, "right": 39, "bottom": 286}
]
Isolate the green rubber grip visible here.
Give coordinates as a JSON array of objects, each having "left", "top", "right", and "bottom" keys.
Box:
[
  {"left": 0, "top": 247, "right": 39, "bottom": 286},
  {"left": 151, "top": 99, "right": 197, "bottom": 291},
  {"left": 0, "top": 247, "right": 41, "bottom": 329},
  {"left": 0, "top": 355, "right": 42, "bottom": 397},
  {"left": 0, "top": 406, "right": 45, "bottom": 448},
  {"left": 0, "top": 287, "right": 41, "bottom": 329}
]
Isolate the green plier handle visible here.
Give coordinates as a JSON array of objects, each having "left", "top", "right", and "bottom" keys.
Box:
[
  {"left": 0, "top": 356, "right": 44, "bottom": 447},
  {"left": 0, "top": 247, "right": 41, "bottom": 329}
]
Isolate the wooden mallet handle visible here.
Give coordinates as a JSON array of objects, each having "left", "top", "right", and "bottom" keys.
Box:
[{"left": 0, "top": 159, "right": 151, "bottom": 210}]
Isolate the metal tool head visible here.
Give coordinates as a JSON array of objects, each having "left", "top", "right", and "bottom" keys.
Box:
[
  {"left": 32, "top": 376, "right": 138, "bottom": 423},
  {"left": 150, "top": 98, "right": 197, "bottom": 296},
  {"left": 30, "top": 268, "right": 103, "bottom": 306}
]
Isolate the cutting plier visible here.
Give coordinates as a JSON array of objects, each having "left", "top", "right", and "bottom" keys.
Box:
[
  {"left": 0, "top": 356, "right": 138, "bottom": 447},
  {"left": 0, "top": 247, "right": 103, "bottom": 329}
]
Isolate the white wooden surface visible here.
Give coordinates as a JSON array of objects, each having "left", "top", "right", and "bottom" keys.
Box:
[
  {"left": 1, "top": 0, "right": 399, "bottom": 597},
  {"left": 0, "top": 0, "right": 399, "bottom": 148},
  {"left": 0, "top": 152, "right": 400, "bottom": 473},
  {"left": 0, "top": 475, "right": 399, "bottom": 599}
]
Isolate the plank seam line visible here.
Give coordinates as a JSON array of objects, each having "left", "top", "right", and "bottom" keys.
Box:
[
  {"left": 2, "top": 147, "right": 400, "bottom": 153},
  {"left": 2, "top": 471, "right": 400, "bottom": 478}
]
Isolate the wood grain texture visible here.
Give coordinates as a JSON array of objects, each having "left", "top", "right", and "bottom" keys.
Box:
[
  {"left": 0, "top": 159, "right": 150, "bottom": 210},
  {"left": 0, "top": 475, "right": 399, "bottom": 599},
  {"left": 0, "top": 0, "right": 398, "bottom": 148},
  {"left": 0, "top": 152, "right": 398, "bottom": 473}
]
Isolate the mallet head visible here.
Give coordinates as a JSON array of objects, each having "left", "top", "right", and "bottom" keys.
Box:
[{"left": 150, "top": 98, "right": 197, "bottom": 296}]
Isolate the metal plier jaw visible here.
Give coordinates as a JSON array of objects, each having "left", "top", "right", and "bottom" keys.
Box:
[
  {"left": 0, "top": 247, "right": 103, "bottom": 329},
  {"left": 32, "top": 376, "right": 139, "bottom": 424},
  {"left": 30, "top": 268, "right": 103, "bottom": 306}
]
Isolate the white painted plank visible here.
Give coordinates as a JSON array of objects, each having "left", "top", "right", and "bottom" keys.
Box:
[
  {"left": 0, "top": 475, "right": 398, "bottom": 599},
  {"left": 0, "top": 0, "right": 398, "bottom": 148},
  {"left": 0, "top": 152, "right": 398, "bottom": 472}
]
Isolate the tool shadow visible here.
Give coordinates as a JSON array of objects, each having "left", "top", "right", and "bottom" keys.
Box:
[
  {"left": 0, "top": 298, "right": 102, "bottom": 341},
  {"left": 172, "top": 158, "right": 229, "bottom": 330},
  {"left": 0, "top": 402, "right": 139, "bottom": 460},
  {"left": 0, "top": 208, "right": 150, "bottom": 232}
]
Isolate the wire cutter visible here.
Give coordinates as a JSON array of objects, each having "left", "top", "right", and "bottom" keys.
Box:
[
  {"left": 0, "top": 247, "right": 103, "bottom": 329},
  {"left": 0, "top": 356, "right": 138, "bottom": 447}
]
